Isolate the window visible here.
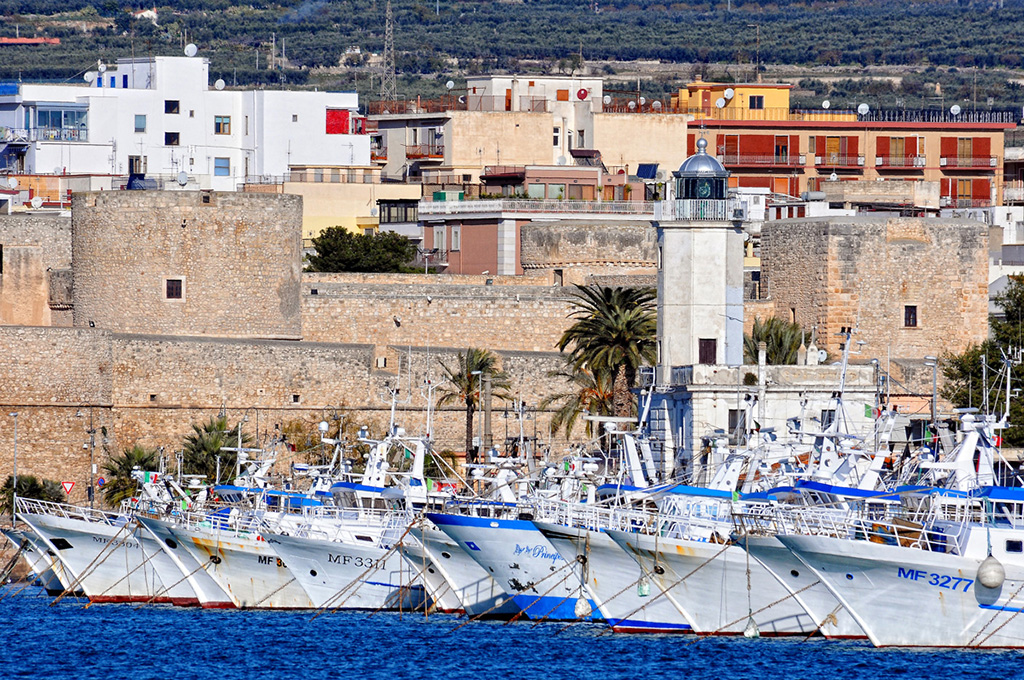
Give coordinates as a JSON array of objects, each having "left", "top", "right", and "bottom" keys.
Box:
[
  {"left": 433, "top": 226, "right": 445, "bottom": 250},
  {"left": 1007, "top": 540, "right": 1023, "bottom": 553},
  {"left": 128, "top": 155, "right": 146, "bottom": 174},
  {"left": 164, "top": 100, "right": 180, "bottom": 114},
  {"left": 451, "top": 226, "right": 461, "bottom": 251},
  {"left": 577, "top": 129, "right": 585, "bottom": 147},
  {"left": 214, "top": 116, "right": 231, "bottom": 135},
  {"left": 904, "top": 305, "right": 918, "bottom": 328},
  {"left": 292, "top": 114, "right": 299, "bottom": 122},
  {"left": 556, "top": 89, "right": 569, "bottom": 101},
  {"left": 245, "top": 115, "right": 249, "bottom": 135},
  {"left": 527, "top": 183, "right": 546, "bottom": 199},
  {"left": 548, "top": 183, "right": 566, "bottom": 199},
  {"left": 553, "top": 127, "right": 560, "bottom": 147},
  {"left": 749, "top": 95, "right": 764, "bottom": 110},
  {"left": 728, "top": 409, "right": 747, "bottom": 444},
  {"left": 698, "top": 338, "right": 717, "bottom": 365},
  {"left": 134, "top": 115, "right": 146, "bottom": 133},
  {"left": 122, "top": 75, "right": 128, "bottom": 88},
  {"left": 821, "top": 409, "right": 836, "bottom": 429},
  {"left": 165, "top": 279, "right": 183, "bottom": 300},
  {"left": 214, "top": 157, "right": 230, "bottom": 177},
  {"left": 164, "top": 132, "right": 180, "bottom": 146}
]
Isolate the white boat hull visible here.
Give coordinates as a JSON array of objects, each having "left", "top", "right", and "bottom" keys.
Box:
[
  {"left": 606, "top": 528, "right": 816, "bottom": 635},
  {"left": 779, "top": 533, "right": 1024, "bottom": 648},
  {"left": 135, "top": 516, "right": 235, "bottom": 609}
]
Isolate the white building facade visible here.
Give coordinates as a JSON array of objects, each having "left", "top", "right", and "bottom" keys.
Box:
[{"left": 0, "top": 55, "right": 370, "bottom": 190}]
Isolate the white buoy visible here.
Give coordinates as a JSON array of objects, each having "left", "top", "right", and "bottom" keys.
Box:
[
  {"left": 978, "top": 555, "right": 1006, "bottom": 589},
  {"left": 743, "top": 615, "right": 760, "bottom": 638},
  {"left": 574, "top": 595, "right": 591, "bottom": 619}
]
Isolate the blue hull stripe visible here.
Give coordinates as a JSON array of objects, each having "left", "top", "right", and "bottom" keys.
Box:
[
  {"left": 425, "top": 513, "right": 537, "bottom": 532},
  {"left": 979, "top": 603, "right": 1024, "bottom": 613},
  {"left": 607, "top": 618, "right": 693, "bottom": 631},
  {"left": 511, "top": 594, "right": 600, "bottom": 621}
]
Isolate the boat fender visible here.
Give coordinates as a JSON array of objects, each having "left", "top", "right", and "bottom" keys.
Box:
[
  {"left": 574, "top": 596, "right": 591, "bottom": 619},
  {"left": 978, "top": 555, "right": 1005, "bottom": 589}
]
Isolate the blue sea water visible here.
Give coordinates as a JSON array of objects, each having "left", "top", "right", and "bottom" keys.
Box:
[{"left": 0, "top": 585, "right": 1020, "bottom": 680}]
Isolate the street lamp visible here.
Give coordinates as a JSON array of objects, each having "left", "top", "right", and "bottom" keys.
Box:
[
  {"left": 9, "top": 412, "right": 17, "bottom": 527},
  {"left": 76, "top": 406, "right": 96, "bottom": 509},
  {"left": 470, "top": 370, "right": 482, "bottom": 462},
  {"left": 924, "top": 356, "right": 938, "bottom": 437}
]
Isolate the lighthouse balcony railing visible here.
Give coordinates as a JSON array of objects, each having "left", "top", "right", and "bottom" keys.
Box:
[{"left": 669, "top": 198, "right": 730, "bottom": 220}]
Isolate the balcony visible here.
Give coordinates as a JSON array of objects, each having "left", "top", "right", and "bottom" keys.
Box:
[
  {"left": 940, "top": 156, "right": 997, "bottom": 169},
  {"left": 876, "top": 155, "right": 927, "bottom": 168},
  {"left": 668, "top": 198, "right": 730, "bottom": 220},
  {"left": 941, "top": 197, "right": 990, "bottom": 208},
  {"left": 1004, "top": 180, "right": 1024, "bottom": 204},
  {"left": 419, "top": 199, "right": 654, "bottom": 216},
  {"left": 2, "top": 126, "right": 88, "bottom": 143},
  {"left": 815, "top": 155, "right": 865, "bottom": 169},
  {"left": 406, "top": 143, "right": 444, "bottom": 160},
  {"left": 718, "top": 153, "right": 804, "bottom": 168}
]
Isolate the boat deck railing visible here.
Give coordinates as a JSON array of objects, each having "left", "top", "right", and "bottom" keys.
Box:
[{"left": 16, "top": 497, "right": 126, "bottom": 526}]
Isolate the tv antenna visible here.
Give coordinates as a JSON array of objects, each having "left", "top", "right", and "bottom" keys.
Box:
[{"left": 379, "top": 0, "right": 397, "bottom": 102}]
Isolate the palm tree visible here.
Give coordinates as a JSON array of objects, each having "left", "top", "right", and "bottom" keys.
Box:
[
  {"left": 743, "top": 316, "right": 805, "bottom": 365},
  {"left": 100, "top": 444, "right": 159, "bottom": 507},
  {"left": 435, "top": 348, "right": 511, "bottom": 461},
  {"left": 540, "top": 365, "right": 615, "bottom": 440},
  {"left": 181, "top": 415, "right": 252, "bottom": 484},
  {"left": 1, "top": 475, "right": 64, "bottom": 516},
  {"left": 557, "top": 285, "right": 657, "bottom": 418}
]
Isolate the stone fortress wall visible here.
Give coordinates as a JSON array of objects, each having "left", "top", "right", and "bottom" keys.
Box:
[{"left": 71, "top": 191, "right": 304, "bottom": 339}]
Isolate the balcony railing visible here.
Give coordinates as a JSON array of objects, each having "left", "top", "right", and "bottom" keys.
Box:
[
  {"left": 876, "top": 155, "right": 927, "bottom": 168},
  {"left": 943, "top": 197, "right": 991, "bottom": 208},
  {"left": 815, "top": 155, "right": 865, "bottom": 168},
  {"left": 940, "top": 156, "right": 997, "bottom": 169},
  {"left": 669, "top": 198, "right": 730, "bottom": 221},
  {"left": 718, "top": 153, "right": 804, "bottom": 167},
  {"left": 2, "top": 126, "right": 88, "bottom": 143},
  {"left": 406, "top": 144, "right": 444, "bottom": 159},
  {"left": 419, "top": 199, "right": 654, "bottom": 216},
  {"left": 243, "top": 170, "right": 376, "bottom": 185},
  {"left": 370, "top": 147, "right": 387, "bottom": 161}
]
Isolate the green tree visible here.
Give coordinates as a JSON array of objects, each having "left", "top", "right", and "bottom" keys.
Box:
[
  {"left": 743, "top": 316, "right": 805, "bottom": 365},
  {"left": 306, "top": 227, "right": 418, "bottom": 273},
  {"left": 1, "top": 475, "right": 65, "bottom": 516},
  {"left": 181, "top": 415, "right": 252, "bottom": 484},
  {"left": 557, "top": 285, "right": 656, "bottom": 418},
  {"left": 100, "top": 444, "right": 159, "bottom": 507},
  {"left": 435, "top": 348, "right": 511, "bottom": 461},
  {"left": 943, "top": 275, "right": 1024, "bottom": 446},
  {"left": 539, "top": 365, "right": 615, "bottom": 440}
]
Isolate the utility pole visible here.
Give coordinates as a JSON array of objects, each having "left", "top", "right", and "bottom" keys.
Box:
[{"left": 747, "top": 24, "right": 761, "bottom": 83}]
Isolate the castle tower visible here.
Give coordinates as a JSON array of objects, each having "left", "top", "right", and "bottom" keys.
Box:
[{"left": 656, "top": 137, "right": 745, "bottom": 387}]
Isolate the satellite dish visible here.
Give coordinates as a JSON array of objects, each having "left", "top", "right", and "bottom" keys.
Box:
[
  {"left": 457, "top": 96, "right": 465, "bottom": 104},
  {"left": 724, "top": 88, "right": 735, "bottom": 100},
  {"left": 577, "top": 88, "right": 589, "bottom": 100},
  {"left": 829, "top": 172, "right": 839, "bottom": 181},
  {"left": 177, "top": 172, "right": 189, "bottom": 186},
  {"left": 715, "top": 97, "right": 726, "bottom": 109},
  {"left": 370, "top": 207, "right": 378, "bottom": 217},
  {"left": 97, "top": 63, "right": 107, "bottom": 73},
  {"left": 652, "top": 100, "right": 662, "bottom": 110},
  {"left": 7, "top": 177, "right": 17, "bottom": 189},
  {"left": 84, "top": 72, "right": 95, "bottom": 83},
  {"left": 214, "top": 79, "right": 225, "bottom": 91},
  {"left": 30, "top": 196, "right": 43, "bottom": 209},
  {"left": 857, "top": 103, "right": 870, "bottom": 115},
  {"left": 627, "top": 101, "right": 636, "bottom": 110},
  {"left": 822, "top": 99, "right": 831, "bottom": 109},
  {"left": 639, "top": 96, "right": 646, "bottom": 106},
  {"left": 602, "top": 95, "right": 611, "bottom": 105},
  {"left": 53, "top": 166, "right": 63, "bottom": 175},
  {"left": 556, "top": 156, "right": 567, "bottom": 166},
  {"left": 950, "top": 104, "right": 962, "bottom": 116},
  {"left": 184, "top": 43, "right": 198, "bottom": 58},
  {"left": 817, "top": 350, "right": 828, "bottom": 362},
  {"left": 445, "top": 80, "right": 454, "bottom": 90},
  {"left": 655, "top": 169, "right": 667, "bottom": 181}
]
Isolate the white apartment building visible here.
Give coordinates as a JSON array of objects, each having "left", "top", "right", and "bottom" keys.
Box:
[{"left": 0, "top": 54, "right": 370, "bottom": 190}]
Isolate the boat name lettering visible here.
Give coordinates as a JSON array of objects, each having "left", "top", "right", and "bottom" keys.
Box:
[
  {"left": 257, "top": 554, "right": 286, "bottom": 568},
  {"left": 512, "top": 543, "right": 563, "bottom": 564},
  {"left": 897, "top": 566, "right": 972, "bottom": 592},
  {"left": 92, "top": 535, "right": 139, "bottom": 549},
  {"left": 328, "top": 553, "right": 379, "bottom": 569}
]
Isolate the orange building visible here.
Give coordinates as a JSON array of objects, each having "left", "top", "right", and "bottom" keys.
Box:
[{"left": 673, "top": 80, "right": 1016, "bottom": 207}]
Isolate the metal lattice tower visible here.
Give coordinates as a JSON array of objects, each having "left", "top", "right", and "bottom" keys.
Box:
[{"left": 379, "top": 0, "right": 397, "bottom": 102}]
